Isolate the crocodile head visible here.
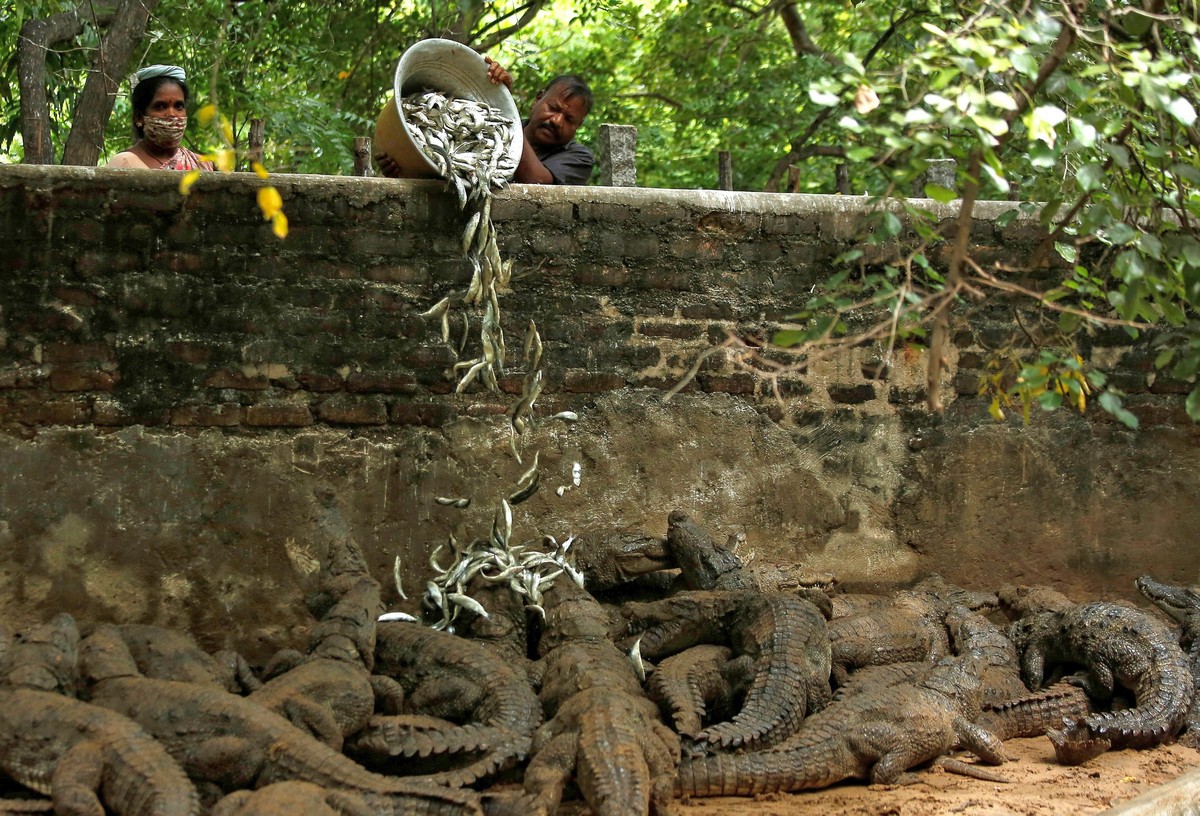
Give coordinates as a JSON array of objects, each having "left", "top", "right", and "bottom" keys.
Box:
[
  {"left": 666, "top": 510, "right": 742, "bottom": 590},
  {"left": 571, "top": 531, "right": 675, "bottom": 592},
  {"left": 998, "top": 584, "right": 1076, "bottom": 620},
  {"left": 1136, "top": 575, "right": 1200, "bottom": 625},
  {"left": 6, "top": 613, "right": 80, "bottom": 696},
  {"left": 912, "top": 575, "right": 999, "bottom": 612}
]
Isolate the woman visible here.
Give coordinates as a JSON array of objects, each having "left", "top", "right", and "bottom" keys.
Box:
[{"left": 107, "top": 65, "right": 214, "bottom": 171}]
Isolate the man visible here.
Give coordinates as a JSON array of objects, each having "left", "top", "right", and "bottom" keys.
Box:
[{"left": 484, "top": 58, "right": 594, "bottom": 185}]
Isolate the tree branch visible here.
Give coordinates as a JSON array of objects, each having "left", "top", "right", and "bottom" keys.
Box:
[{"left": 18, "top": 1, "right": 119, "bottom": 164}]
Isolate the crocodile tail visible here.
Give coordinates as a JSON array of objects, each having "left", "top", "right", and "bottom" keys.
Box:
[
  {"left": 576, "top": 716, "right": 652, "bottom": 816},
  {"left": 101, "top": 721, "right": 202, "bottom": 816},
  {"left": 977, "top": 682, "right": 1091, "bottom": 740},
  {"left": 674, "top": 747, "right": 838, "bottom": 798},
  {"left": 700, "top": 595, "right": 825, "bottom": 750},
  {"left": 347, "top": 717, "right": 531, "bottom": 787},
  {"left": 1084, "top": 648, "right": 1194, "bottom": 748}
]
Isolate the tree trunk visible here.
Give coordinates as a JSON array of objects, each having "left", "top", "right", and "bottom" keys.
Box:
[
  {"left": 18, "top": 3, "right": 119, "bottom": 164},
  {"left": 61, "top": 0, "right": 160, "bottom": 167}
]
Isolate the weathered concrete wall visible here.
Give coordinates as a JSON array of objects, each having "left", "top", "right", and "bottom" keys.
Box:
[{"left": 2, "top": 164, "right": 1196, "bottom": 659}]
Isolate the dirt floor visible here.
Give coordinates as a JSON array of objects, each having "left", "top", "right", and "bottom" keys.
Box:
[{"left": 656, "top": 739, "right": 1200, "bottom": 816}]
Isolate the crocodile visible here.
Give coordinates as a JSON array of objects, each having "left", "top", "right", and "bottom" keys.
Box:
[
  {"left": 675, "top": 653, "right": 1005, "bottom": 796},
  {"left": 250, "top": 487, "right": 404, "bottom": 752},
  {"left": 618, "top": 588, "right": 831, "bottom": 752},
  {"left": 1008, "top": 597, "right": 1193, "bottom": 764},
  {"left": 645, "top": 645, "right": 754, "bottom": 738},
  {"left": 78, "top": 624, "right": 484, "bottom": 815},
  {"left": 518, "top": 577, "right": 679, "bottom": 816},
  {"left": 570, "top": 531, "right": 676, "bottom": 593},
  {"left": 211, "top": 781, "right": 377, "bottom": 816},
  {"left": 826, "top": 577, "right": 1000, "bottom": 689},
  {"left": 827, "top": 593, "right": 951, "bottom": 687},
  {"left": 346, "top": 619, "right": 542, "bottom": 787},
  {"left": 110, "top": 624, "right": 260, "bottom": 693},
  {"left": 1, "top": 615, "right": 201, "bottom": 816},
  {"left": 664, "top": 510, "right": 835, "bottom": 614},
  {"left": 1136, "top": 574, "right": 1200, "bottom": 748},
  {"left": 944, "top": 604, "right": 1028, "bottom": 705},
  {"left": 976, "top": 682, "right": 1093, "bottom": 740},
  {"left": 830, "top": 575, "right": 998, "bottom": 620}
]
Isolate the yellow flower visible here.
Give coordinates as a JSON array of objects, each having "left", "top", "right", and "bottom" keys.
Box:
[
  {"left": 196, "top": 104, "right": 218, "bottom": 127},
  {"left": 257, "top": 186, "right": 283, "bottom": 219},
  {"left": 251, "top": 162, "right": 270, "bottom": 180},
  {"left": 337, "top": 70, "right": 351, "bottom": 80},
  {"left": 178, "top": 170, "right": 201, "bottom": 195},
  {"left": 271, "top": 211, "right": 289, "bottom": 238},
  {"left": 214, "top": 149, "right": 236, "bottom": 173}
]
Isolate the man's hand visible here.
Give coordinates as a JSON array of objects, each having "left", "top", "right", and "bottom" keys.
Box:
[
  {"left": 375, "top": 152, "right": 401, "bottom": 179},
  {"left": 484, "top": 56, "right": 513, "bottom": 91}
]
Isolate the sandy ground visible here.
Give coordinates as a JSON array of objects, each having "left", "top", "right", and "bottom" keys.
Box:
[{"left": 660, "top": 739, "right": 1200, "bottom": 816}]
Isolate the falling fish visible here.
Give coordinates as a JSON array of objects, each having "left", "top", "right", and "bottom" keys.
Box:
[
  {"left": 552, "top": 411, "right": 579, "bottom": 422},
  {"left": 435, "top": 496, "right": 471, "bottom": 508},
  {"left": 392, "top": 556, "right": 409, "bottom": 600}
]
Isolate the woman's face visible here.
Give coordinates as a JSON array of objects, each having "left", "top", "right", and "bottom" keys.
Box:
[{"left": 138, "top": 82, "right": 188, "bottom": 146}]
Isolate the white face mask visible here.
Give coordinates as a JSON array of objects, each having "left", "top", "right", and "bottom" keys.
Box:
[{"left": 142, "top": 115, "right": 187, "bottom": 147}]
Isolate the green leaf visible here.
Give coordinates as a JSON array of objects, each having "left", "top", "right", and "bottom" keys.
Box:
[
  {"left": 986, "top": 91, "right": 1018, "bottom": 111},
  {"left": 881, "top": 211, "right": 903, "bottom": 236},
  {"left": 773, "top": 330, "right": 807, "bottom": 348},
  {"left": 1104, "top": 222, "right": 1137, "bottom": 245},
  {"left": 924, "top": 183, "right": 958, "bottom": 203},
  {"left": 1154, "top": 348, "right": 1176, "bottom": 370},
  {"left": 1166, "top": 97, "right": 1197, "bottom": 126},
  {"left": 809, "top": 89, "right": 839, "bottom": 106},
  {"left": 1114, "top": 250, "right": 1146, "bottom": 281},
  {"left": 1058, "top": 311, "right": 1081, "bottom": 333},
  {"left": 1099, "top": 391, "right": 1140, "bottom": 429},
  {"left": 1038, "top": 390, "right": 1063, "bottom": 410},
  {"left": 1055, "top": 242, "right": 1078, "bottom": 263},
  {"left": 981, "top": 163, "right": 1009, "bottom": 193},
  {"left": 846, "top": 146, "right": 875, "bottom": 161},
  {"left": 1076, "top": 163, "right": 1104, "bottom": 192},
  {"left": 1011, "top": 51, "right": 1039, "bottom": 77},
  {"left": 1188, "top": 386, "right": 1200, "bottom": 422}
]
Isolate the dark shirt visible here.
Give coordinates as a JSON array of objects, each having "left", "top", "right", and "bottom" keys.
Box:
[{"left": 526, "top": 124, "right": 594, "bottom": 185}]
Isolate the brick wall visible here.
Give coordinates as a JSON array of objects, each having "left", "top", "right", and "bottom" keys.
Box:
[{"left": 1, "top": 164, "right": 1196, "bottom": 656}]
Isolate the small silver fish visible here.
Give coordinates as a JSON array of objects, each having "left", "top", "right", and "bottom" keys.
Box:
[
  {"left": 378, "top": 611, "right": 418, "bottom": 622},
  {"left": 628, "top": 636, "right": 647, "bottom": 682},
  {"left": 393, "top": 556, "right": 409, "bottom": 600},
  {"left": 434, "top": 496, "right": 471, "bottom": 508},
  {"left": 448, "top": 592, "right": 490, "bottom": 619}
]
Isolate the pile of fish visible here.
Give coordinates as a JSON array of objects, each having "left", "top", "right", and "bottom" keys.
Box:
[{"left": 407, "top": 520, "right": 585, "bottom": 632}]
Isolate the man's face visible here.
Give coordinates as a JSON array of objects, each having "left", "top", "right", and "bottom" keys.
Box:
[{"left": 526, "top": 83, "right": 588, "bottom": 149}]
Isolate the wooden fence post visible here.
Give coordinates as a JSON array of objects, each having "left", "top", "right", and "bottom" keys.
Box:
[
  {"left": 354, "top": 137, "right": 374, "bottom": 177},
  {"left": 245, "top": 118, "right": 265, "bottom": 170},
  {"left": 718, "top": 151, "right": 733, "bottom": 191}
]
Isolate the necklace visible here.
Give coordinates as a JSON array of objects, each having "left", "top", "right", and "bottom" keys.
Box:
[{"left": 139, "top": 142, "right": 179, "bottom": 168}]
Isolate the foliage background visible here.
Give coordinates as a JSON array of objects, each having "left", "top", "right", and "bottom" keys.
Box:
[{"left": 2, "top": 0, "right": 1198, "bottom": 421}]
